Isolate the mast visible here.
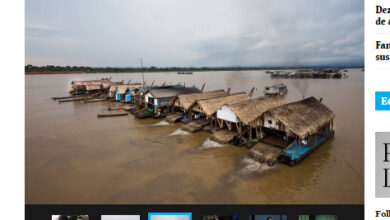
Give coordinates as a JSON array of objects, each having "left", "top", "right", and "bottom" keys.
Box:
[{"left": 140, "top": 58, "right": 145, "bottom": 86}]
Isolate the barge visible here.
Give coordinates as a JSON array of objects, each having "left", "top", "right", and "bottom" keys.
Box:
[{"left": 264, "top": 84, "right": 288, "bottom": 96}]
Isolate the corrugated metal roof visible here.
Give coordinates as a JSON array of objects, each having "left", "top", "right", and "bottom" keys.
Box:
[{"left": 147, "top": 87, "right": 200, "bottom": 99}]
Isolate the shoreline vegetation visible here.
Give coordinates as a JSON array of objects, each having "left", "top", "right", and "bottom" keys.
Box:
[{"left": 25, "top": 64, "right": 364, "bottom": 75}]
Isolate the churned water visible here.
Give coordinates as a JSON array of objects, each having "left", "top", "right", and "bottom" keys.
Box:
[{"left": 25, "top": 69, "right": 364, "bottom": 204}]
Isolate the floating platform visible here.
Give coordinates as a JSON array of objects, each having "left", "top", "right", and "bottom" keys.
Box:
[
  {"left": 97, "top": 112, "right": 129, "bottom": 117},
  {"left": 84, "top": 98, "right": 106, "bottom": 102},
  {"left": 58, "top": 97, "right": 85, "bottom": 103},
  {"left": 247, "top": 142, "right": 283, "bottom": 166},
  {"left": 181, "top": 120, "right": 209, "bottom": 132},
  {"left": 108, "top": 106, "right": 126, "bottom": 111},
  {"left": 181, "top": 122, "right": 202, "bottom": 132},
  {"left": 165, "top": 113, "right": 183, "bottom": 123},
  {"left": 210, "top": 129, "right": 237, "bottom": 144}
]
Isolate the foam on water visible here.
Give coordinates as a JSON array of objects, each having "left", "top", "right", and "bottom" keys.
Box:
[
  {"left": 150, "top": 121, "right": 170, "bottom": 126},
  {"left": 168, "top": 129, "right": 190, "bottom": 136},
  {"left": 238, "top": 157, "right": 274, "bottom": 176},
  {"left": 199, "top": 138, "right": 224, "bottom": 149}
]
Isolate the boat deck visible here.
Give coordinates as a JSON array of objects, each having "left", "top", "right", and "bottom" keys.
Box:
[
  {"left": 165, "top": 113, "right": 183, "bottom": 123},
  {"left": 247, "top": 142, "right": 283, "bottom": 165},
  {"left": 210, "top": 129, "right": 237, "bottom": 144},
  {"left": 181, "top": 119, "right": 210, "bottom": 132}
]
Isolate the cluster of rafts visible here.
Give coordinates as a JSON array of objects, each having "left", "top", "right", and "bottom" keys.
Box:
[
  {"left": 53, "top": 79, "right": 335, "bottom": 166},
  {"left": 267, "top": 69, "right": 348, "bottom": 79}
]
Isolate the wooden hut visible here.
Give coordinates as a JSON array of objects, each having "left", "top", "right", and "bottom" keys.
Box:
[
  {"left": 111, "top": 84, "right": 142, "bottom": 102},
  {"left": 216, "top": 97, "right": 286, "bottom": 140},
  {"left": 143, "top": 87, "right": 201, "bottom": 114},
  {"left": 191, "top": 92, "right": 250, "bottom": 124},
  {"left": 70, "top": 79, "right": 111, "bottom": 95},
  {"left": 170, "top": 89, "right": 228, "bottom": 120},
  {"left": 261, "top": 96, "right": 335, "bottom": 164}
]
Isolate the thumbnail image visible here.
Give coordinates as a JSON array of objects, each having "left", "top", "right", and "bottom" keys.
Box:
[
  {"left": 249, "top": 215, "right": 287, "bottom": 220},
  {"left": 298, "top": 215, "right": 337, "bottom": 220},
  {"left": 26, "top": 0, "right": 364, "bottom": 205},
  {"left": 204, "top": 215, "right": 239, "bottom": 220},
  {"left": 149, "top": 213, "right": 191, "bottom": 220},
  {"left": 102, "top": 215, "right": 140, "bottom": 220},
  {"left": 52, "top": 215, "right": 89, "bottom": 220}
]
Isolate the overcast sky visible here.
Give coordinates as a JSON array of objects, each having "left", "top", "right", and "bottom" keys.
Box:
[{"left": 26, "top": 0, "right": 364, "bottom": 67}]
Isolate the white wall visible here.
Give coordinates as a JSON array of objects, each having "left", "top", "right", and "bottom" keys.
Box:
[
  {"left": 145, "top": 93, "right": 153, "bottom": 103},
  {"left": 217, "top": 105, "right": 240, "bottom": 123},
  {"left": 264, "top": 114, "right": 279, "bottom": 129}
]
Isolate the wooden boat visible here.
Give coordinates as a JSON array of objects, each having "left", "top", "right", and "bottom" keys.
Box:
[
  {"left": 278, "top": 131, "right": 334, "bottom": 166},
  {"left": 134, "top": 109, "right": 154, "bottom": 119},
  {"left": 97, "top": 112, "right": 129, "bottom": 117}
]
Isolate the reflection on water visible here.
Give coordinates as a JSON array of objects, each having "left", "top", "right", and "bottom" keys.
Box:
[{"left": 25, "top": 69, "right": 364, "bottom": 204}]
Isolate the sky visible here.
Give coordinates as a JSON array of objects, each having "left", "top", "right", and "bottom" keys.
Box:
[{"left": 26, "top": 0, "right": 364, "bottom": 67}]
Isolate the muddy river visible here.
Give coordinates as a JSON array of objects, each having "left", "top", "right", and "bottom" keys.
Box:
[{"left": 25, "top": 69, "right": 364, "bottom": 204}]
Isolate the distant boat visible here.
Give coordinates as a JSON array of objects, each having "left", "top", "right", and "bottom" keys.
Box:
[
  {"left": 265, "top": 84, "right": 288, "bottom": 96},
  {"left": 177, "top": 71, "right": 193, "bottom": 74}
]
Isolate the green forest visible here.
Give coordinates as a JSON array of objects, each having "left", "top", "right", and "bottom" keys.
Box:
[{"left": 25, "top": 64, "right": 363, "bottom": 73}]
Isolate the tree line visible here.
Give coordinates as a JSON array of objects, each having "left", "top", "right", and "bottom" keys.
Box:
[{"left": 25, "top": 64, "right": 363, "bottom": 73}]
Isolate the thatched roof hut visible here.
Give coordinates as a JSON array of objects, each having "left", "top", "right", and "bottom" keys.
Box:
[
  {"left": 72, "top": 79, "right": 111, "bottom": 86},
  {"left": 194, "top": 92, "right": 250, "bottom": 116},
  {"left": 171, "top": 90, "right": 227, "bottom": 111},
  {"left": 85, "top": 85, "right": 102, "bottom": 91},
  {"left": 114, "top": 84, "right": 143, "bottom": 94},
  {"left": 266, "top": 96, "right": 335, "bottom": 138},
  {"left": 219, "top": 97, "right": 286, "bottom": 127}
]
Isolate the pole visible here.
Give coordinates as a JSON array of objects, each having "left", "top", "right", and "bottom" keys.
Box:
[{"left": 140, "top": 58, "right": 145, "bottom": 86}]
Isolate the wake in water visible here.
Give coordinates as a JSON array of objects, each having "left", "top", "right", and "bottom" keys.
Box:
[
  {"left": 198, "top": 138, "right": 224, "bottom": 150},
  {"left": 167, "top": 129, "right": 190, "bottom": 136},
  {"left": 238, "top": 157, "right": 275, "bottom": 176},
  {"left": 224, "top": 156, "right": 276, "bottom": 183},
  {"left": 150, "top": 120, "right": 170, "bottom": 126}
]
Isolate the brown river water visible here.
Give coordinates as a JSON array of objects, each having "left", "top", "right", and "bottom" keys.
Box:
[{"left": 25, "top": 69, "right": 364, "bottom": 204}]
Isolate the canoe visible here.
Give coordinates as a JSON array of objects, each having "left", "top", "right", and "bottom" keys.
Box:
[{"left": 97, "top": 113, "right": 129, "bottom": 117}]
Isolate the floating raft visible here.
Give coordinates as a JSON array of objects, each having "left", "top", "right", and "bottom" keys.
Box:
[
  {"left": 181, "top": 120, "right": 210, "bottom": 132},
  {"left": 58, "top": 97, "right": 85, "bottom": 103},
  {"left": 165, "top": 113, "right": 183, "bottom": 123},
  {"left": 97, "top": 112, "right": 129, "bottom": 117},
  {"left": 108, "top": 106, "right": 129, "bottom": 111},
  {"left": 210, "top": 129, "right": 237, "bottom": 144},
  {"left": 247, "top": 142, "right": 283, "bottom": 166},
  {"left": 84, "top": 98, "right": 106, "bottom": 102}
]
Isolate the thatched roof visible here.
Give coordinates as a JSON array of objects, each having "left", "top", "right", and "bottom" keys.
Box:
[
  {"left": 85, "top": 85, "right": 101, "bottom": 91},
  {"left": 72, "top": 79, "right": 111, "bottom": 86},
  {"left": 267, "top": 96, "right": 335, "bottom": 138},
  {"left": 113, "top": 84, "right": 143, "bottom": 94},
  {"left": 172, "top": 90, "right": 227, "bottom": 110},
  {"left": 196, "top": 92, "right": 250, "bottom": 116},
  {"left": 115, "top": 85, "right": 131, "bottom": 94},
  {"left": 226, "top": 97, "right": 286, "bottom": 125}
]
